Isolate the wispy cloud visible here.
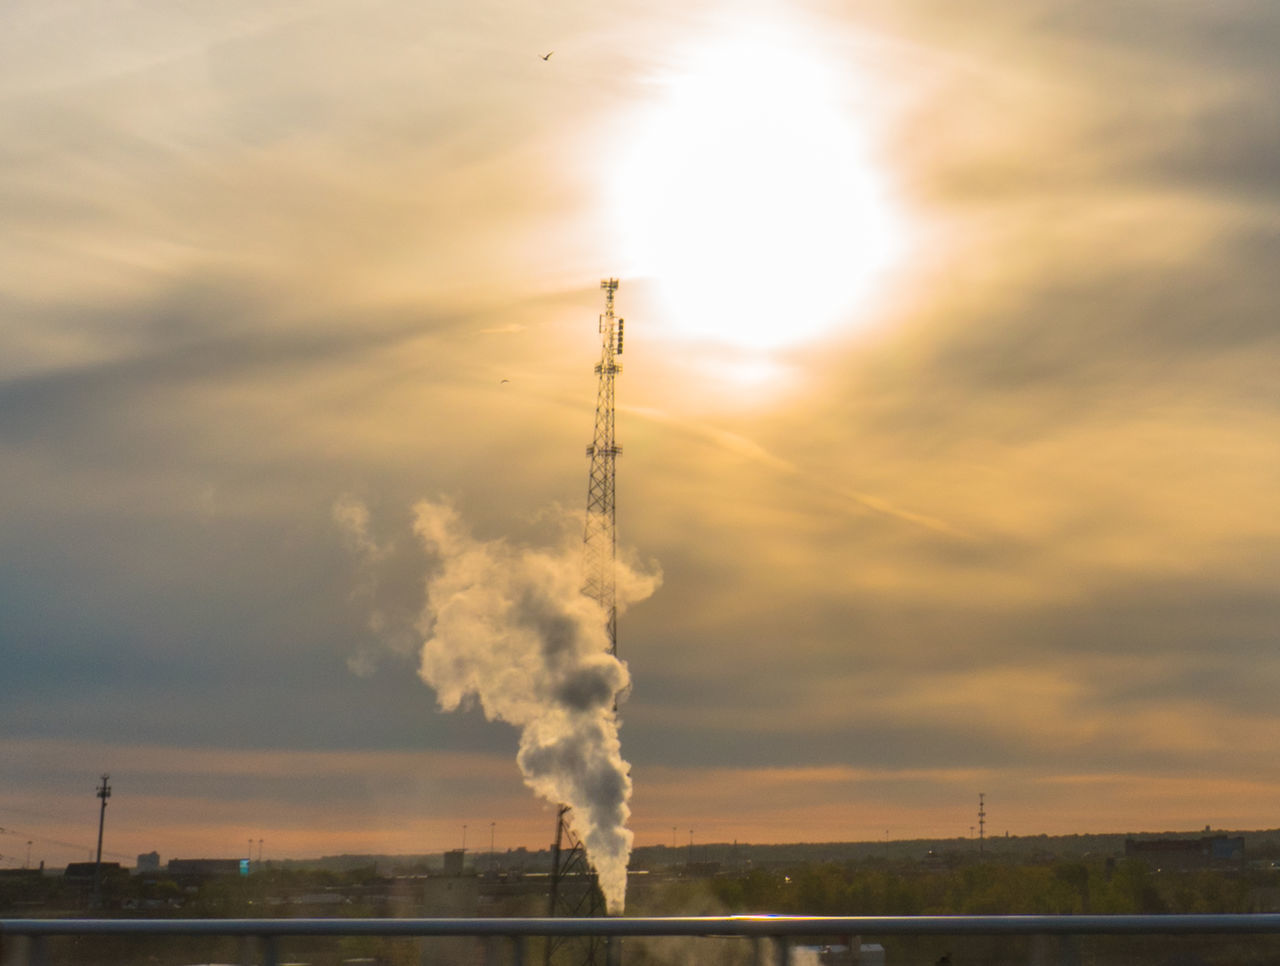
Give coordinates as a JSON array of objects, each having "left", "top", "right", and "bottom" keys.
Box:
[
  {"left": 1, "top": 0, "right": 1278, "bottom": 852},
  {"left": 625, "top": 404, "right": 967, "bottom": 536}
]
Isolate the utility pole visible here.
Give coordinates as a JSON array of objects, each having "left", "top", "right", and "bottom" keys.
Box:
[{"left": 92, "top": 774, "right": 111, "bottom": 909}]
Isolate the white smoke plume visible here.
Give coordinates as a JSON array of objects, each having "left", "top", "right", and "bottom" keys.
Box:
[
  {"left": 333, "top": 495, "right": 431, "bottom": 676},
  {"left": 413, "top": 498, "right": 660, "bottom": 914}
]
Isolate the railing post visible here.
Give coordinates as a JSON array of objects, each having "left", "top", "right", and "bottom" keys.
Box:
[
  {"left": 0, "top": 934, "right": 45, "bottom": 966},
  {"left": 771, "top": 935, "right": 789, "bottom": 966},
  {"left": 260, "top": 934, "right": 278, "bottom": 966},
  {"left": 509, "top": 935, "right": 525, "bottom": 966}
]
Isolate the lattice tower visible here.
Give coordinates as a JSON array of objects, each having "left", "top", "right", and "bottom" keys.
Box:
[
  {"left": 582, "top": 278, "right": 623, "bottom": 653},
  {"left": 546, "top": 280, "right": 625, "bottom": 966}
]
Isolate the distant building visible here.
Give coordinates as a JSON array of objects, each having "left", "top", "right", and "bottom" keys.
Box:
[
  {"left": 442, "top": 849, "right": 467, "bottom": 877},
  {"left": 136, "top": 851, "right": 161, "bottom": 872},
  {"left": 167, "top": 858, "right": 246, "bottom": 882},
  {"left": 64, "top": 862, "right": 123, "bottom": 881},
  {"left": 63, "top": 861, "right": 127, "bottom": 904},
  {"left": 1125, "top": 835, "right": 1245, "bottom": 871}
]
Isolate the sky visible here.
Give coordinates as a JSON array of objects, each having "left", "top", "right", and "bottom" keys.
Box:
[{"left": 2, "top": 0, "right": 1279, "bottom": 873}]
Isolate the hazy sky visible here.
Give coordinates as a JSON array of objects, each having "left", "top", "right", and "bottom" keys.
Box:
[{"left": 3, "top": 0, "right": 1279, "bottom": 869}]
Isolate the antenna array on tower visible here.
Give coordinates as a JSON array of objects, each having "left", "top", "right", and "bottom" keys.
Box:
[{"left": 582, "top": 278, "right": 623, "bottom": 655}]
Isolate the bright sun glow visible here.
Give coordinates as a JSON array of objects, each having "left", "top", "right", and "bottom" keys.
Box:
[{"left": 612, "top": 22, "right": 903, "bottom": 351}]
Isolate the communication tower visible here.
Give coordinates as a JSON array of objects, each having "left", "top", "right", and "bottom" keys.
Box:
[
  {"left": 546, "top": 279, "right": 625, "bottom": 966},
  {"left": 582, "top": 278, "right": 623, "bottom": 654},
  {"left": 978, "top": 792, "right": 986, "bottom": 856}
]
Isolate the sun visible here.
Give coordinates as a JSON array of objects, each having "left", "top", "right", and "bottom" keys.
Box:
[{"left": 610, "top": 22, "right": 903, "bottom": 351}]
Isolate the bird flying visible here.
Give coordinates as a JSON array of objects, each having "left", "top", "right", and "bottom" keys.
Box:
[{"left": 541, "top": 51, "right": 553, "bottom": 60}]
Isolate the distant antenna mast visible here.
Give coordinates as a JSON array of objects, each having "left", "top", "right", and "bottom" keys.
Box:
[
  {"left": 546, "top": 279, "right": 625, "bottom": 966},
  {"left": 582, "top": 278, "right": 623, "bottom": 654},
  {"left": 978, "top": 792, "right": 986, "bottom": 856}
]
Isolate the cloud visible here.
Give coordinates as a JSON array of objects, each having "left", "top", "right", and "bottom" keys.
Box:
[{"left": 2, "top": 0, "right": 1279, "bottom": 855}]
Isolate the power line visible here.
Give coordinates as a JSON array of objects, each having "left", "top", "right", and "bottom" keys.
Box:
[{"left": 0, "top": 823, "right": 129, "bottom": 861}]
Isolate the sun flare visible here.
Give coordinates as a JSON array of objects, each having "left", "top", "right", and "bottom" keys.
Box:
[{"left": 611, "top": 22, "right": 904, "bottom": 351}]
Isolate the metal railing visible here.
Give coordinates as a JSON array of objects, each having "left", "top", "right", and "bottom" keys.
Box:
[{"left": 6, "top": 915, "right": 1280, "bottom": 966}]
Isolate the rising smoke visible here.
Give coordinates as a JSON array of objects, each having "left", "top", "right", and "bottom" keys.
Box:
[
  {"left": 336, "top": 496, "right": 660, "bottom": 914},
  {"left": 332, "top": 495, "right": 429, "bottom": 677}
]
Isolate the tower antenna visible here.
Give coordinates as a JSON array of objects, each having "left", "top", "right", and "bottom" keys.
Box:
[
  {"left": 582, "top": 278, "right": 623, "bottom": 655},
  {"left": 546, "top": 279, "right": 625, "bottom": 966},
  {"left": 978, "top": 792, "right": 986, "bottom": 857}
]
